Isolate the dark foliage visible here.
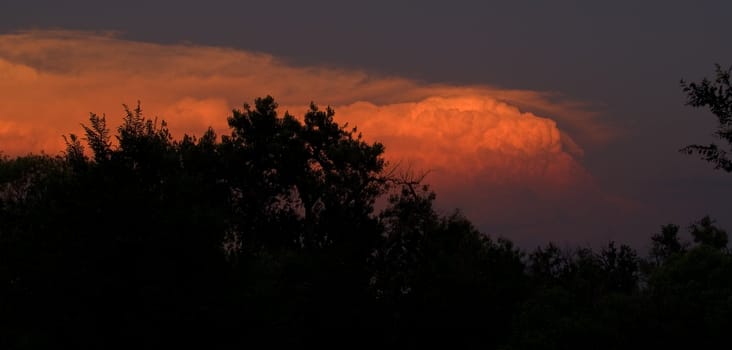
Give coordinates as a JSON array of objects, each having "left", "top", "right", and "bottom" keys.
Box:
[
  {"left": 680, "top": 64, "right": 732, "bottom": 171},
  {"left": 1, "top": 97, "right": 730, "bottom": 348}
]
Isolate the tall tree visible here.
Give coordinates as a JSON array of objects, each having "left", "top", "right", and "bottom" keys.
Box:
[
  {"left": 650, "top": 224, "right": 685, "bottom": 264},
  {"left": 689, "top": 215, "right": 728, "bottom": 249}
]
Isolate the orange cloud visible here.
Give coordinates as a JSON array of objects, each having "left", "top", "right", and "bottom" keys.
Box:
[
  {"left": 339, "top": 97, "right": 590, "bottom": 188},
  {"left": 0, "top": 30, "right": 627, "bottom": 244}
]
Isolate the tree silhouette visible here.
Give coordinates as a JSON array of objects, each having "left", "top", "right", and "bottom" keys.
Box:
[
  {"left": 2, "top": 96, "right": 732, "bottom": 348},
  {"left": 689, "top": 215, "right": 728, "bottom": 249},
  {"left": 373, "top": 183, "right": 526, "bottom": 346},
  {"left": 680, "top": 64, "right": 732, "bottom": 171},
  {"left": 650, "top": 224, "right": 685, "bottom": 264}
]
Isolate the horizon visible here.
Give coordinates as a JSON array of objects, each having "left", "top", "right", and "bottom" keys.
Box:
[{"left": 2, "top": 2, "right": 732, "bottom": 248}]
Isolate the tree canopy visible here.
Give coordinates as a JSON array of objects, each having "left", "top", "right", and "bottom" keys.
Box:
[
  {"left": 680, "top": 64, "right": 732, "bottom": 171},
  {"left": 1, "top": 96, "right": 730, "bottom": 348}
]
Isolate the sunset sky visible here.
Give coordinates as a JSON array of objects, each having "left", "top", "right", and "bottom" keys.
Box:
[{"left": 1, "top": 1, "right": 731, "bottom": 248}]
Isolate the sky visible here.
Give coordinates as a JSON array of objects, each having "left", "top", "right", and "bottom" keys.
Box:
[{"left": 1, "top": 0, "right": 731, "bottom": 248}]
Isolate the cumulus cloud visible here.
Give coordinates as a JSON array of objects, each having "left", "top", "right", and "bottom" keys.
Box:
[
  {"left": 0, "top": 30, "right": 628, "bottom": 245},
  {"left": 339, "top": 97, "right": 589, "bottom": 186}
]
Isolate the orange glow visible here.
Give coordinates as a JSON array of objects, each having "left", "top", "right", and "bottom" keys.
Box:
[
  {"left": 0, "top": 30, "right": 628, "bottom": 235},
  {"left": 339, "top": 97, "right": 591, "bottom": 189}
]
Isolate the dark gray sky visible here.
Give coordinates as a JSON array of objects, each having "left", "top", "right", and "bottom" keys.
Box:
[{"left": 2, "top": 0, "right": 731, "bottom": 247}]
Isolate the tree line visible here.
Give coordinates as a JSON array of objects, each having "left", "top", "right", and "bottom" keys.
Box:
[{"left": 1, "top": 66, "right": 731, "bottom": 348}]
